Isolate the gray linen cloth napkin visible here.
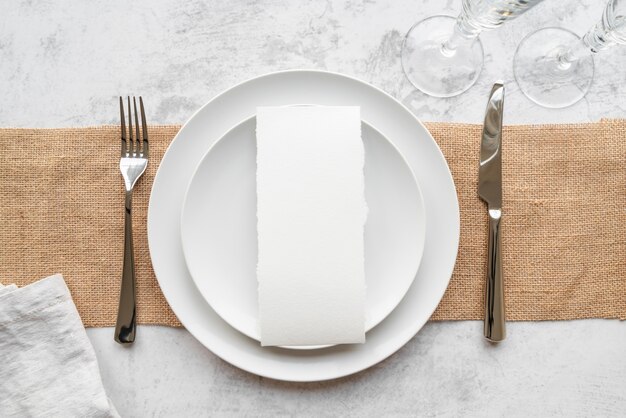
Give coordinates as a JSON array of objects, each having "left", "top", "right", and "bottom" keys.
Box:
[{"left": 0, "top": 274, "right": 119, "bottom": 417}]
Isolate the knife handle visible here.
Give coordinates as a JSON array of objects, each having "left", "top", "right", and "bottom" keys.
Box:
[{"left": 484, "top": 209, "right": 506, "bottom": 342}]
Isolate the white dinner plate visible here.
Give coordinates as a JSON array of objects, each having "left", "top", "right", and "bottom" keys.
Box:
[
  {"left": 148, "top": 70, "right": 459, "bottom": 382},
  {"left": 180, "top": 115, "right": 425, "bottom": 344}
]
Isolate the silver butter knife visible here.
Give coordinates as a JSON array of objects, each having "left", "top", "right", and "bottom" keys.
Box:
[{"left": 478, "top": 82, "right": 506, "bottom": 342}]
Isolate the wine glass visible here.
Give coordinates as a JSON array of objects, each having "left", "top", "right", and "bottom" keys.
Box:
[
  {"left": 514, "top": 0, "right": 626, "bottom": 108},
  {"left": 402, "top": 0, "right": 545, "bottom": 98}
]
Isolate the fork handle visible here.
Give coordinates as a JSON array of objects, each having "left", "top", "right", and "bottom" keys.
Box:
[
  {"left": 484, "top": 209, "right": 505, "bottom": 342},
  {"left": 115, "top": 191, "right": 137, "bottom": 344}
]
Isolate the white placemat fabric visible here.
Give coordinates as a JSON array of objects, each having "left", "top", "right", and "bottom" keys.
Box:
[{"left": 0, "top": 274, "right": 118, "bottom": 417}]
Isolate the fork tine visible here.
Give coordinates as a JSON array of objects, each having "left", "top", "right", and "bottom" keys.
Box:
[
  {"left": 127, "top": 96, "right": 134, "bottom": 155},
  {"left": 120, "top": 97, "right": 127, "bottom": 156},
  {"left": 139, "top": 96, "right": 148, "bottom": 157},
  {"left": 133, "top": 97, "right": 140, "bottom": 156}
]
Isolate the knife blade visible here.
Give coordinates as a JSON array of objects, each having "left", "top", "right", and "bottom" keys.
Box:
[{"left": 478, "top": 82, "right": 506, "bottom": 342}]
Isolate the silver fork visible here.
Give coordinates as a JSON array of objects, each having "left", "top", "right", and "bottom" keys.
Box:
[{"left": 115, "top": 96, "right": 148, "bottom": 344}]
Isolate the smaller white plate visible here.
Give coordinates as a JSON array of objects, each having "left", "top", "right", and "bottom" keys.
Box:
[{"left": 180, "top": 115, "right": 426, "bottom": 345}]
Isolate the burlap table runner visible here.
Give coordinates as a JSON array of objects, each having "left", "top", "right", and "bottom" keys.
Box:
[{"left": 1, "top": 120, "right": 624, "bottom": 327}]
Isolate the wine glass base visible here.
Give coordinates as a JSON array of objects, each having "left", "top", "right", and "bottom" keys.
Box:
[
  {"left": 514, "top": 27, "right": 594, "bottom": 109},
  {"left": 402, "top": 15, "right": 483, "bottom": 98}
]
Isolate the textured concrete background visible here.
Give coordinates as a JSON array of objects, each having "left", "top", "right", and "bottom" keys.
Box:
[{"left": 1, "top": 0, "right": 625, "bottom": 416}]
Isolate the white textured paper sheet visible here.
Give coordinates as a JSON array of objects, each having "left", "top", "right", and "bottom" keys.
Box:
[{"left": 256, "top": 106, "right": 367, "bottom": 347}]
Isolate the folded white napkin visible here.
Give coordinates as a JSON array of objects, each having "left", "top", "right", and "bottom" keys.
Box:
[
  {"left": 0, "top": 274, "right": 119, "bottom": 417},
  {"left": 256, "top": 106, "right": 367, "bottom": 347}
]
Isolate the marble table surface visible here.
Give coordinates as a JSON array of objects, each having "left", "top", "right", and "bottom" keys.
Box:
[{"left": 2, "top": 0, "right": 625, "bottom": 416}]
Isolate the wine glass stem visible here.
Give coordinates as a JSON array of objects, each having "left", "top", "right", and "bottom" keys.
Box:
[
  {"left": 558, "top": 39, "right": 591, "bottom": 68},
  {"left": 558, "top": 19, "right": 616, "bottom": 69},
  {"left": 583, "top": 21, "right": 617, "bottom": 53},
  {"left": 441, "top": 19, "right": 479, "bottom": 57}
]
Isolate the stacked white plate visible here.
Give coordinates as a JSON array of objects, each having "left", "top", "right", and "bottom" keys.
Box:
[{"left": 148, "top": 70, "right": 460, "bottom": 382}]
